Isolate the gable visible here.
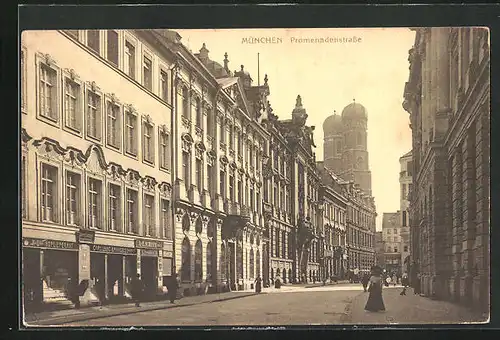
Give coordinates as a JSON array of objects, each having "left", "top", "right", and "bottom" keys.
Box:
[{"left": 217, "top": 77, "right": 251, "bottom": 116}]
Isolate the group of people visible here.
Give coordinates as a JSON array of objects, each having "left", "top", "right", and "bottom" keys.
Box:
[{"left": 130, "top": 273, "right": 180, "bottom": 307}]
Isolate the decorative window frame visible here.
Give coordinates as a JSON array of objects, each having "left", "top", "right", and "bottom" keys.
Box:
[
  {"left": 61, "top": 68, "right": 84, "bottom": 137},
  {"left": 63, "top": 166, "right": 84, "bottom": 228},
  {"left": 141, "top": 47, "right": 155, "bottom": 92},
  {"left": 158, "top": 62, "right": 170, "bottom": 103},
  {"left": 123, "top": 32, "right": 139, "bottom": 81},
  {"left": 104, "top": 29, "right": 121, "bottom": 68},
  {"left": 84, "top": 81, "right": 104, "bottom": 144},
  {"left": 35, "top": 52, "right": 61, "bottom": 128},
  {"left": 104, "top": 93, "right": 122, "bottom": 152},
  {"left": 142, "top": 191, "right": 156, "bottom": 237},
  {"left": 141, "top": 114, "right": 155, "bottom": 166},
  {"left": 159, "top": 197, "right": 172, "bottom": 240},
  {"left": 37, "top": 157, "right": 62, "bottom": 224},
  {"left": 107, "top": 179, "right": 123, "bottom": 233},
  {"left": 86, "top": 172, "right": 105, "bottom": 231},
  {"left": 158, "top": 124, "right": 171, "bottom": 173},
  {"left": 124, "top": 185, "right": 140, "bottom": 235},
  {"left": 20, "top": 46, "right": 28, "bottom": 115},
  {"left": 123, "top": 104, "right": 139, "bottom": 159},
  {"left": 83, "top": 30, "right": 105, "bottom": 58}
]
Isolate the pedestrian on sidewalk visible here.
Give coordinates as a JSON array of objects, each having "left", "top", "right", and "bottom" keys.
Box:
[
  {"left": 167, "top": 273, "right": 178, "bottom": 304},
  {"left": 414, "top": 273, "right": 421, "bottom": 295},
  {"left": 131, "top": 274, "right": 144, "bottom": 307},
  {"left": 400, "top": 273, "right": 409, "bottom": 296},
  {"left": 254, "top": 276, "right": 262, "bottom": 293},
  {"left": 361, "top": 272, "right": 370, "bottom": 292},
  {"left": 392, "top": 273, "right": 397, "bottom": 286},
  {"left": 365, "top": 265, "right": 385, "bottom": 312}
]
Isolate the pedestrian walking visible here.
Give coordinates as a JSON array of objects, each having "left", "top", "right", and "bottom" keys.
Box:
[
  {"left": 255, "top": 276, "right": 262, "bottom": 293},
  {"left": 361, "top": 272, "right": 370, "bottom": 292},
  {"left": 414, "top": 273, "right": 421, "bottom": 295},
  {"left": 131, "top": 274, "right": 144, "bottom": 307},
  {"left": 385, "top": 275, "right": 391, "bottom": 287},
  {"left": 365, "top": 266, "right": 386, "bottom": 312},
  {"left": 167, "top": 273, "right": 178, "bottom": 304},
  {"left": 392, "top": 273, "right": 397, "bottom": 286}
]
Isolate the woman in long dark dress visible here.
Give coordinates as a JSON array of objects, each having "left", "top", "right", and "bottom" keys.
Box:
[{"left": 365, "top": 267, "right": 386, "bottom": 312}]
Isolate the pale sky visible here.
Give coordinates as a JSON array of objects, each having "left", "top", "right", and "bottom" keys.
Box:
[{"left": 177, "top": 28, "right": 415, "bottom": 231}]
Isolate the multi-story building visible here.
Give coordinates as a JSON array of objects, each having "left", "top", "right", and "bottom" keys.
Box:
[
  {"left": 374, "top": 231, "right": 385, "bottom": 267},
  {"left": 21, "top": 30, "right": 176, "bottom": 307},
  {"left": 262, "top": 95, "right": 321, "bottom": 284},
  {"left": 344, "top": 183, "right": 376, "bottom": 275},
  {"left": 399, "top": 151, "right": 413, "bottom": 274},
  {"left": 317, "top": 162, "right": 348, "bottom": 280},
  {"left": 381, "top": 212, "right": 402, "bottom": 274},
  {"left": 403, "top": 27, "right": 489, "bottom": 312}
]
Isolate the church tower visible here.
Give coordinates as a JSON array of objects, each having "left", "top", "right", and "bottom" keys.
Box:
[
  {"left": 322, "top": 111, "right": 344, "bottom": 174},
  {"left": 340, "top": 100, "right": 372, "bottom": 196}
]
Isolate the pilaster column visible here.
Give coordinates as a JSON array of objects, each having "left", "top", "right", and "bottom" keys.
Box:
[
  {"left": 120, "top": 255, "right": 126, "bottom": 297},
  {"left": 215, "top": 218, "right": 223, "bottom": 289}
]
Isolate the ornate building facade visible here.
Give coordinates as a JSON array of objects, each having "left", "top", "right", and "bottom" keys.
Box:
[
  {"left": 21, "top": 30, "right": 176, "bottom": 307},
  {"left": 403, "top": 27, "right": 489, "bottom": 312},
  {"left": 317, "top": 162, "right": 348, "bottom": 280}
]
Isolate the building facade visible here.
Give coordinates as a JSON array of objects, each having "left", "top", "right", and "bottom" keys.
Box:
[
  {"left": 403, "top": 27, "right": 490, "bottom": 312},
  {"left": 317, "top": 162, "right": 348, "bottom": 280},
  {"left": 21, "top": 30, "right": 176, "bottom": 307},
  {"left": 399, "top": 151, "right": 412, "bottom": 274},
  {"left": 374, "top": 231, "right": 385, "bottom": 267},
  {"left": 381, "top": 212, "right": 402, "bottom": 274}
]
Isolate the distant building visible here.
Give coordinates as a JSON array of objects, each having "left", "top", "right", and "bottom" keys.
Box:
[
  {"left": 381, "top": 212, "right": 402, "bottom": 274},
  {"left": 399, "top": 151, "right": 412, "bottom": 274},
  {"left": 375, "top": 231, "right": 385, "bottom": 267}
]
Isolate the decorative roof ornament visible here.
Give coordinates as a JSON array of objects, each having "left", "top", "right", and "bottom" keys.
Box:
[{"left": 264, "top": 74, "right": 268, "bottom": 86}]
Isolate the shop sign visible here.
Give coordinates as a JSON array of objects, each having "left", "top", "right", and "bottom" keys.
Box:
[
  {"left": 76, "top": 229, "right": 95, "bottom": 244},
  {"left": 79, "top": 244, "right": 91, "bottom": 281},
  {"left": 163, "top": 250, "right": 173, "bottom": 258},
  {"left": 91, "top": 244, "right": 137, "bottom": 255},
  {"left": 141, "top": 249, "right": 159, "bottom": 257},
  {"left": 135, "top": 239, "right": 163, "bottom": 249},
  {"left": 23, "top": 237, "right": 78, "bottom": 250}
]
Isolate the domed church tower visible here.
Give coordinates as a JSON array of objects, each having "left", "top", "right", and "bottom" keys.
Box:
[
  {"left": 341, "top": 99, "right": 372, "bottom": 196},
  {"left": 322, "top": 111, "right": 344, "bottom": 174}
]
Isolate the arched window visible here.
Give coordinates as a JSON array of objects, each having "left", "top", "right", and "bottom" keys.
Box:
[
  {"left": 249, "top": 249, "right": 255, "bottom": 279},
  {"left": 195, "top": 239, "right": 203, "bottom": 281},
  {"left": 220, "top": 243, "right": 226, "bottom": 281},
  {"left": 182, "top": 87, "right": 190, "bottom": 119},
  {"left": 282, "top": 268, "right": 286, "bottom": 283},
  {"left": 181, "top": 237, "right": 191, "bottom": 282},
  {"left": 207, "top": 219, "right": 214, "bottom": 238},
  {"left": 206, "top": 241, "right": 212, "bottom": 282},
  {"left": 336, "top": 140, "right": 342, "bottom": 155},
  {"left": 288, "top": 268, "right": 292, "bottom": 282}
]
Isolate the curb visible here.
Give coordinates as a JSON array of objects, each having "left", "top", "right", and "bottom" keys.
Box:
[{"left": 26, "top": 292, "right": 259, "bottom": 326}]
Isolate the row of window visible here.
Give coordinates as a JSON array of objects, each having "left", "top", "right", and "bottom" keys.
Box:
[
  {"left": 347, "top": 205, "right": 373, "bottom": 229},
  {"left": 28, "top": 161, "right": 172, "bottom": 239},
  {"left": 272, "top": 229, "right": 294, "bottom": 260},
  {"left": 347, "top": 228, "right": 373, "bottom": 248},
  {"left": 324, "top": 202, "right": 346, "bottom": 224},
  {"left": 64, "top": 30, "right": 170, "bottom": 103},
  {"left": 33, "top": 53, "right": 172, "bottom": 171}
]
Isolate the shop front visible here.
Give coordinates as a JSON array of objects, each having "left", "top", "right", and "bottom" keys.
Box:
[
  {"left": 135, "top": 239, "right": 163, "bottom": 299},
  {"left": 22, "top": 237, "right": 79, "bottom": 308},
  {"left": 89, "top": 244, "right": 137, "bottom": 302}
]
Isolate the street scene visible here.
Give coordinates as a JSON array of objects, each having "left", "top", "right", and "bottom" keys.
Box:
[{"left": 20, "top": 26, "right": 489, "bottom": 327}]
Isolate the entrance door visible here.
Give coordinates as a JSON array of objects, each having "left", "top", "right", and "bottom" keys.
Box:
[
  {"left": 23, "top": 248, "right": 41, "bottom": 306},
  {"left": 141, "top": 257, "right": 158, "bottom": 298},
  {"left": 90, "top": 252, "right": 105, "bottom": 302},
  {"left": 107, "top": 254, "right": 122, "bottom": 300}
]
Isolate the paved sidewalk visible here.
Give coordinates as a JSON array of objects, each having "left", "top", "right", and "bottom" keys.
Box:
[
  {"left": 24, "top": 290, "right": 258, "bottom": 326},
  {"left": 346, "top": 286, "right": 488, "bottom": 325}
]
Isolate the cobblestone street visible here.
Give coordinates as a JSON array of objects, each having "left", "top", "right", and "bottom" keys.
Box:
[{"left": 37, "top": 283, "right": 487, "bottom": 327}]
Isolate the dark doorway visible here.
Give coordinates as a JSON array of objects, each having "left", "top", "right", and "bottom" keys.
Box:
[
  {"left": 141, "top": 257, "right": 158, "bottom": 298},
  {"left": 107, "top": 254, "right": 122, "bottom": 300},
  {"left": 90, "top": 252, "right": 105, "bottom": 302},
  {"left": 23, "top": 248, "right": 41, "bottom": 306}
]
